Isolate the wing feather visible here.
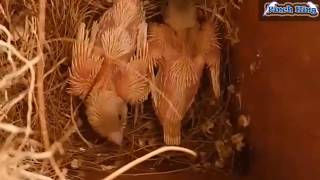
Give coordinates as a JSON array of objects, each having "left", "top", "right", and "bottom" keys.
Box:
[
  {"left": 115, "top": 44, "right": 150, "bottom": 104},
  {"left": 201, "top": 21, "right": 221, "bottom": 98},
  {"left": 68, "top": 23, "right": 103, "bottom": 99},
  {"left": 101, "top": 27, "right": 134, "bottom": 60},
  {"left": 113, "top": 0, "right": 140, "bottom": 27}
]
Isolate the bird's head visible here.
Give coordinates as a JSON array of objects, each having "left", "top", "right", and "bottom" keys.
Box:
[{"left": 85, "top": 89, "right": 127, "bottom": 145}]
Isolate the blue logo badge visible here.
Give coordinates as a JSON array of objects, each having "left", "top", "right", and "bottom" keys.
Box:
[{"left": 263, "top": 1, "right": 319, "bottom": 18}]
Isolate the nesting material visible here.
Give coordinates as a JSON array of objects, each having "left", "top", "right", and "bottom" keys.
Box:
[{"left": 0, "top": 0, "right": 246, "bottom": 179}]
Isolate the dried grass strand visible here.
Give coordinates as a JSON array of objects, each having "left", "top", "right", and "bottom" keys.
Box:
[
  {"left": 102, "top": 146, "right": 197, "bottom": 180},
  {"left": 0, "top": 89, "right": 28, "bottom": 122},
  {"left": 0, "top": 24, "right": 16, "bottom": 71}
]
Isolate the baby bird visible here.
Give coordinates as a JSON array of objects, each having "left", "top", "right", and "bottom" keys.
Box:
[
  {"left": 148, "top": 0, "right": 221, "bottom": 145},
  {"left": 68, "top": 0, "right": 150, "bottom": 145}
]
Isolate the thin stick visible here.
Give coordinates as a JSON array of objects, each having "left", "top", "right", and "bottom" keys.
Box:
[
  {"left": 37, "top": 0, "right": 50, "bottom": 150},
  {"left": 36, "top": 1, "right": 66, "bottom": 179},
  {"left": 0, "top": 25, "right": 16, "bottom": 71},
  {"left": 0, "top": 44, "right": 40, "bottom": 90},
  {"left": 0, "top": 122, "right": 30, "bottom": 134},
  {"left": 121, "top": 167, "right": 191, "bottom": 176},
  {"left": 0, "top": 89, "right": 28, "bottom": 122},
  {"left": 43, "top": 57, "right": 67, "bottom": 79},
  {"left": 102, "top": 146, "right": 197, "bottom": 180}
]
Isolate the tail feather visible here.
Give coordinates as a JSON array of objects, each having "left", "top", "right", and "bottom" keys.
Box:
[{"left": 163, "top": 121, "right": 181, "bottom": 145}]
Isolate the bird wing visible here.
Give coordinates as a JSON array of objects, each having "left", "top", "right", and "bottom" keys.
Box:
[
  {"left": 68, "top": 22, "right": 103, "bottom": 99},
  {"left": 97, "top": 0, "right": 143, "bottom": 60},
  {"left": 112, "top": 0, "right": 141, "bottom": 28},
  {"left": 148, "top": 23, "right": 177, "bottom": 107},
  {"left": 114, "top": 45, "right": 150, "bottom": 104},
  {"left": 207, "top": 50, "right": 221, "bottom": 99},
  {"left": 100, "top": 27, "right": 134, "bottom": 60},
  {"left": 97, "top": 0, "right": 141, "bottom": 31},
  {"left": 148, "top": 23, "right": 174, "bottom": 66},
  {"left": 199, "top": 21, "right": 221, "bottom": 99}
]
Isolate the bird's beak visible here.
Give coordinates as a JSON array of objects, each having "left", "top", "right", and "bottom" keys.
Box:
[
  {"left": 108, "top": 131, "right": 123, "bottom": 146},
  {"left": 108, "top": 105, "right": 127, "bottom": 146}
]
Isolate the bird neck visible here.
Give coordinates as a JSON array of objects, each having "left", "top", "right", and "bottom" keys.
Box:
[{"left": 164, "top": 0, "right": 198, "bottom": 31}]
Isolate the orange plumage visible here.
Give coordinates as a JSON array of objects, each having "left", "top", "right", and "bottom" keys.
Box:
[
  {"left": 148, "top": 0, "right": 221, "bottom": 145},
  {"left": 68, "top": 0, "right": 150, "bottom": 145}
]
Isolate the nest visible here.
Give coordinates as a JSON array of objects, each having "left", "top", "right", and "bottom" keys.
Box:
[{"left": 0, "top": 0, "right": 248, "bottom": 179}]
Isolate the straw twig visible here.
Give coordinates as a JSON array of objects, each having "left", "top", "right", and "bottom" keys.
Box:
[
  {"left": 37, "top": 0, "right": 50, "bottom": 150},
  {"left": 103, "top": 146, "right": 197, "bottom": 180}
]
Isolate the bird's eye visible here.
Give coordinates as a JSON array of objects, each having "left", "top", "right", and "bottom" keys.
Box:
[{"left": 118, "top": 115, "right": 122, "bottom": 121}]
